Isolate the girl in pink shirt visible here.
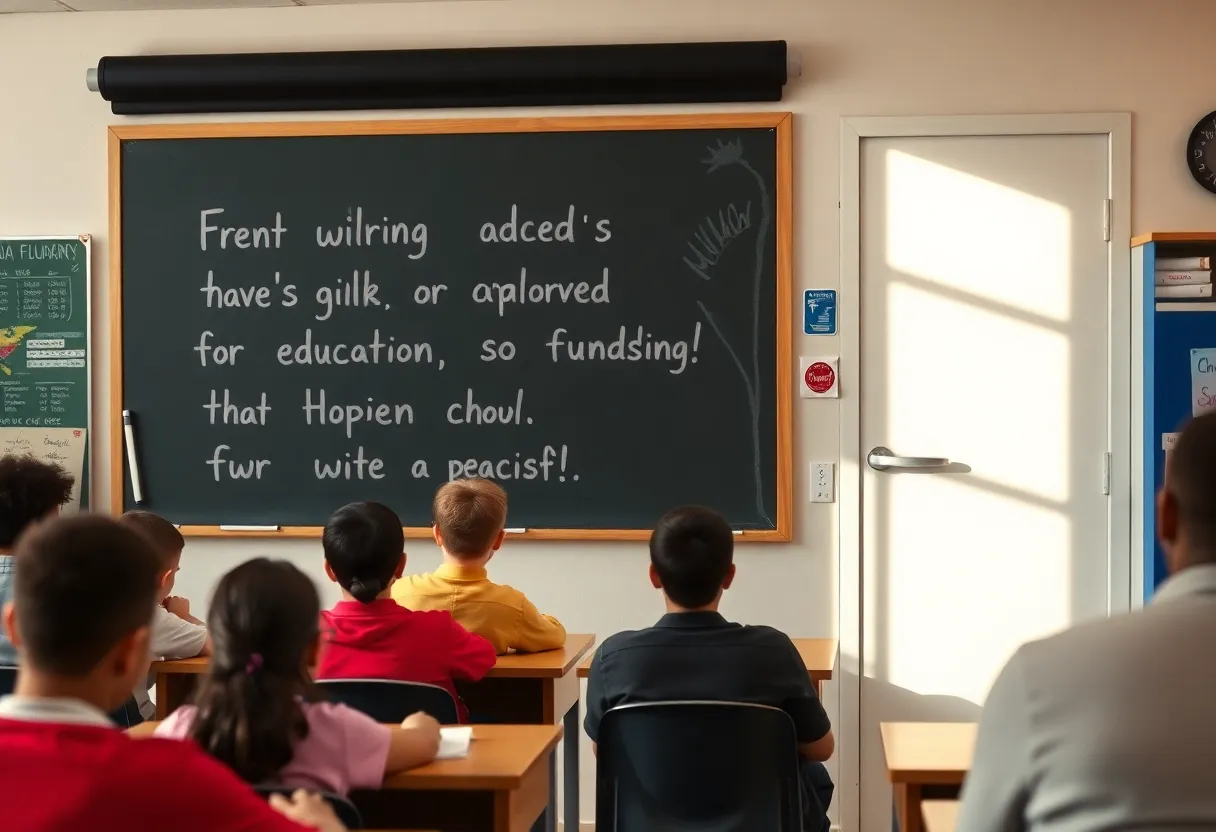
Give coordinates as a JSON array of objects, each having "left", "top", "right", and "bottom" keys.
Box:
[{"left": 156, "top": 558, "right": 440, "bottom": 796}]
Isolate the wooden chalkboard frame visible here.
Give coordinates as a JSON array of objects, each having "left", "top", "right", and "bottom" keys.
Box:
[{"left": 108, "top": 113, "right": 793, "bottom": 541}]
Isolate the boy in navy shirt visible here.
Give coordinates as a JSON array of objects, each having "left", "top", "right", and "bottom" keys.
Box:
[{"left": 586, "top": 506, "right": 835, "bottom": 831}]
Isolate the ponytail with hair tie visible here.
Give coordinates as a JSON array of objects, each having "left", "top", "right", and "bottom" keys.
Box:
[{"left": 347, "top": 577, "right": 385, "bottom": 604}]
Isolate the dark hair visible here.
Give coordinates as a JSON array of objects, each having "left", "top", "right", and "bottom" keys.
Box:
[
  {"left": 649, "top": 506, "right": 734, "bottom": 608},
  {"left": 0, "top": 455, "right": 76, "bottom": 548},
  {"left": 14, "top": 515, "right": 160, "bottom": 675},
  {"left": 187, "top": 558, "right": 320, "bottom": 784},
  {"left": 433, "top": 479, "right": 508, "bottom": 557},
  {"left": 118, "top": 510, "right": 185, "bottom": 569},
  {"left": 1166, "top": 413, "right": 1216, "bottom": 561},
  {"left": 323, "top": 501, "right": 404, "bottom": 603}
]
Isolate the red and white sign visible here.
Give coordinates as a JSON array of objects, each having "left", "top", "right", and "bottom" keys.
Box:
[{"left": 800, "top": 356, "right": 839, "bottom": 399}]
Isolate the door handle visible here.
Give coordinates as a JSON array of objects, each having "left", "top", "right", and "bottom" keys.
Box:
[{"left": 867, "top": 446, "right": 951, "bottom": 471}]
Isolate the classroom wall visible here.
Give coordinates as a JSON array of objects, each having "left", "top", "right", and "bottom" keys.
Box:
[{"left": 3, "top": 0, "right": 1216, "bottom": 823}]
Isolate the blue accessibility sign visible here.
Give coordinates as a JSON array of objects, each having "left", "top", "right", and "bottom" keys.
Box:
[{"left": 804, "top": 290, "right": 837, "bottom": 335}]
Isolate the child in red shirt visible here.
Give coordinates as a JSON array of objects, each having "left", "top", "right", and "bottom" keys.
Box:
[
  {"left": 316, "top": 502, "right": 495, "bottom": 721},
  {"left": 0, "top": 514, "right": 344, "bottom": 832}
]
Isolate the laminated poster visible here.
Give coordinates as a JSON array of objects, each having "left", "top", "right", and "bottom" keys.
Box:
[{"left": 0, "top": 427, "right": 86, "bottom": 511}]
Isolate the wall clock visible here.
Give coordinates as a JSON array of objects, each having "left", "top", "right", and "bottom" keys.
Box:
[{"left": 1187, "top": 111, "right": 1216, "bottom": 194}]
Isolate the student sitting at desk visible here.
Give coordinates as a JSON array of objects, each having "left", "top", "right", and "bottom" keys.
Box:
[
  {"left": 316, "top": 501, "right": 496, "bottom": 721},
  {"left": 155, "top": 558, "right": 441, "bottom": 796},
  {"left": 118, "top": 510, "right": 211, "bottom": 722},
  {"left": 585, "top": 505, "right": 835, "bottom": 832},
  {"left": 0, "top": 454, "right": 76, "bottom": 667},
  {"left": 0, "top": 514, "right": 343, "bottom": 832},
  {"left": 393, "top": 479, "right": 567, "bottom": 654},
  {"left": 960, "top": 411, "right": 1216, "bottom": 832}
]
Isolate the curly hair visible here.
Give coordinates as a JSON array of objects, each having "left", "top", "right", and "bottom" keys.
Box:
[{"left": 0, "top": 455, "right": 75, "bottom": 548}]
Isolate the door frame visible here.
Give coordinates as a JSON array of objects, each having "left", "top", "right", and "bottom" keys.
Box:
[{"left": 836, "top": 114, "right": 1132, "bottom": 832}]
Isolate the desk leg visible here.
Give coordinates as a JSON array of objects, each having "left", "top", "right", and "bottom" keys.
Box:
[
  {"left": 154, "top": 674, "right": 169, "bottom": 720},
  {"left": 563, "top": 700, "right": 579, "bottom": 832},
  {"left": 545, "top": 751, "right": 557, "bottom": 832},
  {"left": 893, "top": 783, "right": 923, "bottom": 832}
]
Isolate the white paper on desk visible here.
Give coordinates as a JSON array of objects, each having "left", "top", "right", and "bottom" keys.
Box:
[
  {"left": 437, "top": 726, "right": 472, "bottom": 760},
  {"left": 0, "top": 427, "right": 86, "bottom": 511}
]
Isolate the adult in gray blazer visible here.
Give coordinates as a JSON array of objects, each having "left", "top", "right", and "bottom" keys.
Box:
[{"left": 959, "top": 411, "right": 1216, "bottom": 832}]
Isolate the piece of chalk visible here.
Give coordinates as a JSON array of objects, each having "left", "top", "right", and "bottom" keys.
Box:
[
  {"left": 504, "top": 528, "right": 527, "bottom": 533},
  {"left": 732, "top": 530, "right": 744, "bottom": 535},
  {"left": 219, "top": 525, "right": 280, "bottom": 532}
]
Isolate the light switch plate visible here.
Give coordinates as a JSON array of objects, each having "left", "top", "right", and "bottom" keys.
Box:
[{"left": 811, "top": 462, "right": 835, "bottom": 503}]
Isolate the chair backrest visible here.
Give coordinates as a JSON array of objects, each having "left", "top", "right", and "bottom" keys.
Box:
[
  {"left": 0, "top": 666, "right": 16, "bottom": 697},
  {"left": 596, "top": 701, "right": 804, "bottom": 832},
  {"left": 315, "top": 679, "right": 459, "bottom": 724},
  {"left": 254, "top": 786, "right": 363, "bottom": 829}
]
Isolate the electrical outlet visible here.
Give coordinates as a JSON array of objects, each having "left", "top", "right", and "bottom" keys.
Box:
[{"left": 811, "top": 462, "right": 835, "bottom": 503}]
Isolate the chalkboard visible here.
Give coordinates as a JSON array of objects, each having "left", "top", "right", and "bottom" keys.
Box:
[
  {"left": 111, "top": 115, "right": 792, "bottom": 540},
  {"left": 0, "top": 236, "right": 91, "bottom": 508}
]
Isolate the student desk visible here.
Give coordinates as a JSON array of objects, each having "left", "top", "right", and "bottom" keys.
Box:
[
  {"left": 921, "top": 800, "right": 959, "bottom": 832},
  {"left": 576, "top": 636, "right": 838, "bottom": 696},
  {"left": 879, "top": 722, "right": 975, "bottom": 832},
  {"left": 149, "top": 634, "right": 595, "bottom": 832},
  {"left": 131, "top": 722, "right": 561, "bottom": 832}
]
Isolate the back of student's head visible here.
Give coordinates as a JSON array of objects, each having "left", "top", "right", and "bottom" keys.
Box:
[
  {"left": 118, "top": 510, "right": 184, "bottom": 567},
  {"left": 433, "top": 478, "right": 507, "bottom": 558},
  {"left": 0, "top": 455, "right": 75, "bottom": 548},
  {"left": 323, "top": 501, "right": 403, "bottom": 603},
  {"left": 11, "top": 515, "right": 159, "bottom": 692},
  {"left": 188, "top": 558, "right": 320, "bottom": 784},
  {"left": 1163, "top": 412, "right": 1216, "bottom": 565},
  {"left": 649, "top": 506, "right": 735, "bottom": 608}
]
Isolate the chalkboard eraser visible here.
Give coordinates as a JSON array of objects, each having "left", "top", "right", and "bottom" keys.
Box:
[
  {"left": 732, "top": 530, "right": 744, "bottom": 535},
  {"left": 504, "top": 528, "right": 527, "bottom": 533},
  {"left": 219, "top": 525, "right": 280, "bottom": 532}
]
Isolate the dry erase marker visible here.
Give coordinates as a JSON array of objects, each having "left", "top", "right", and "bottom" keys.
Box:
[{"left": 122, "top": 410, "right": 144, "bottom": 505}]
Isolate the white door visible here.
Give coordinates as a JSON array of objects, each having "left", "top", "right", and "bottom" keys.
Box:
[{"left": 859, "top": 133, "right": 1117, "bottom": 832}]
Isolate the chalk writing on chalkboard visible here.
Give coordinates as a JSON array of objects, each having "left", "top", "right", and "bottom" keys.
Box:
[
  {"left": 188, "top": 197, "right": 709, "bottom": 486},
  {"left": 684, "top": 139, "right": 772, "bottom": 524}
]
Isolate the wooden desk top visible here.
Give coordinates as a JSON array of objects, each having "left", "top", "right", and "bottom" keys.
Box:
[
  {"left": 576, "top": 636, "right": 838, "bottom": 680},
  {"left": 150, "top": 634, "right": 596, "bottom": 680},
  {"left": 879, "top": 722, "right": 976, "bottom": 785},
  {"left": 487, "top": 633, "right": 594, "bottom": 679},
  {"left": 382, "top": 724, "right": 562, "bottom": 790},
  {"left": 921, "top": 800, "right": 959, "bottom": 832},
  {"left": 793, "top": 638, "right": 837, "bottom": 681},
  {"left": 131, "top": 722, "right": 562, "bottom": 792}
]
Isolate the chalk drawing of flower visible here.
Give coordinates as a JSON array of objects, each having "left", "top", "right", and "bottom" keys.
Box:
[{"left": 686, "top": 138, "right": 772, "bottom": 525}]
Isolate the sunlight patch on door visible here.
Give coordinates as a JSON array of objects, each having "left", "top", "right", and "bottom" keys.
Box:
[
  {"left": 884, "top": 148, "right": 1073, "bottom": 323},
  {"left": 886, "top": 282, "right": 1071, "bottom": 504},
  {"left": 884, "top": 475, "right": 1072, "bottom": 704}
]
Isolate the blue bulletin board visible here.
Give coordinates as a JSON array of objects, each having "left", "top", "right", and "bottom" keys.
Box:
[
  {"left": 1136, "top": 235, "right": 1216, "bottom": 598},
  {"left": 1149, "top": 313, "right": 1214, "bottom": 592}
]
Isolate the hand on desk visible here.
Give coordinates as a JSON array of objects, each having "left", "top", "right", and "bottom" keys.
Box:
[
  {"left": 403, "top": 711, "right": 442, "bottom": 745},
  {"left": 267, "top": 789, "right": 345, "bottom": 832}
]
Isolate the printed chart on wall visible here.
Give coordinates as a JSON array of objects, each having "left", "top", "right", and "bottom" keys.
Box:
[{"left": 0, "top": 237, "right": 90, "bottom": 510}]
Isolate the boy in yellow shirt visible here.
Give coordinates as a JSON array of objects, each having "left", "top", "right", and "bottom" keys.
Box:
[{"left": 392, "top": 479, "right": 566, "bottom": 654}]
